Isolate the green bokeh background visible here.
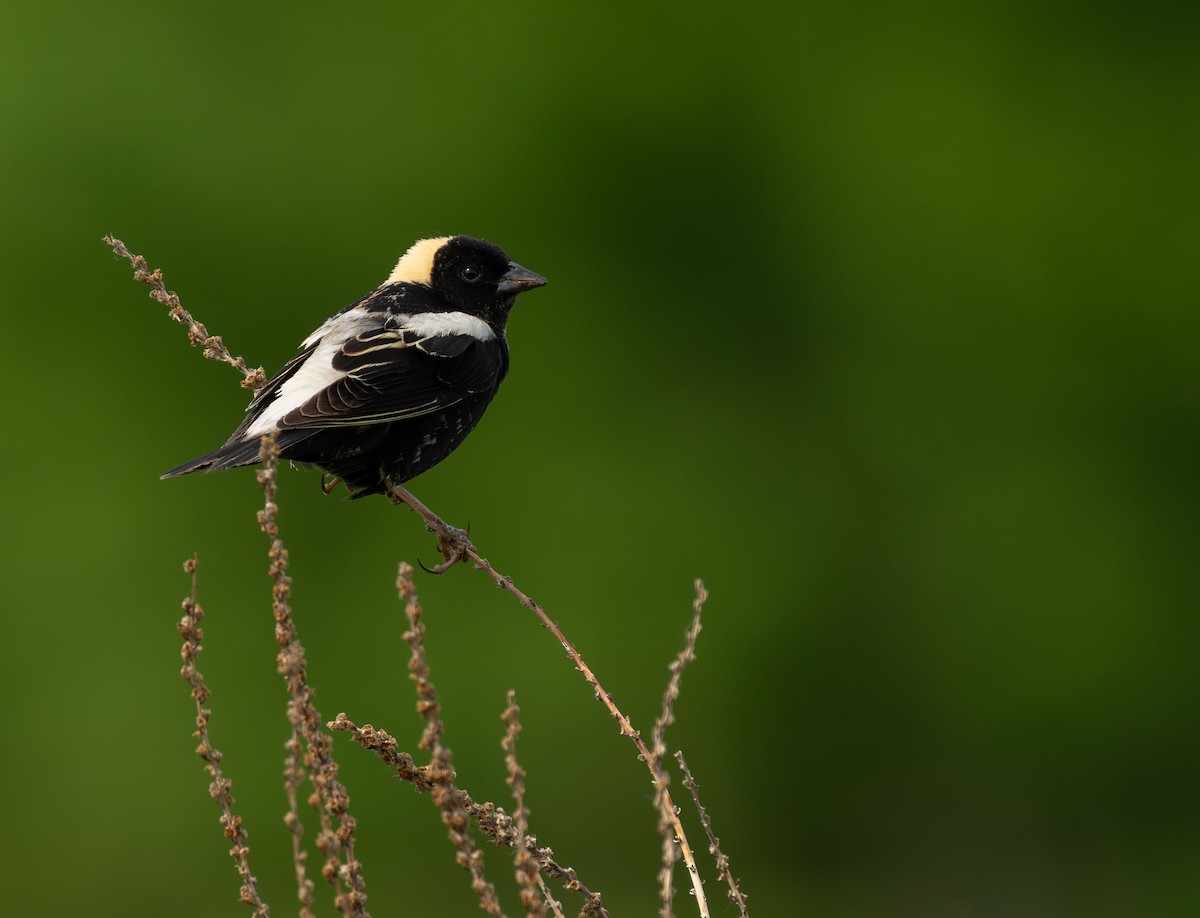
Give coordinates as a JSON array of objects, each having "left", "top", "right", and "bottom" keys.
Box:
[{"left": 3, "top": 3, "right": 1197, "bottom": 915}]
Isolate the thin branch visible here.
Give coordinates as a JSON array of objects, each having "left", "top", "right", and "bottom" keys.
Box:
[
  {"left": 385, "top": 482, "right": 711, "bottom": 918},
  {"left": 503, "top": 692, "right": 545, "bottom": 917},
  {"left": 257, "top": 437, "right": 369, "bottom": 917},
  {"left": 650, "top": 579, "right": 708, "bottom": 917},
  {"left": 535, "top": 875, "right": 565, "bottom": 918},
  {"left": 283, "top": 724, "right": 316, "bottom": 917},
  {"left": 398, "top": 563, "right": 506, "bottom": 917},
  {"left": 103, "top": 235, "right": 266, "bottom": 389},
  {"left": 177, "top": 556, "right": 271, "bottom": 917},
  {"left": 675, "top": 752, "right": 748, "bottom": 918}
]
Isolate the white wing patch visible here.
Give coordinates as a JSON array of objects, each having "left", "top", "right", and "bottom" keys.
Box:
[
  {"left": 244, "top": 310, "right": 374, "bottom": 438},
  {"left": 241, "top": 307, "right": 494, "bottom": 439}
]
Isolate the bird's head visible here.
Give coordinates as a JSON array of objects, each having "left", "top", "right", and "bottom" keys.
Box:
[{"left": 388, "top": 235, "right": 546, "bottom": 325}]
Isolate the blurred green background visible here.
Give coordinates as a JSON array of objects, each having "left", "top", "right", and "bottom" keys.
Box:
[{"left": 3, "top": 2, "right": 1198, "bottom": 915}]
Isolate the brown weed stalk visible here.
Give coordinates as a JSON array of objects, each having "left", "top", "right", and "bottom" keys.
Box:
[
  {"left": 676, "top": 751, "right": 748, "bottom": 917},
  {"left": 258, "top": 437, "right": 368, "bottom": 917},
  {"left": 284, "top": 723, "right": 316, "bottom": 917},
  {"left": 178, "top": 556, "right": 271, "bottom": 917},
  {"left": 398, "top": 562, "right": 506, "bottom": 916},
  {"left": 328, "top": 713, "right": 607, "bottom": 917},
  {"left": 103, "top": 234, "right": 265, "bottom": 390},
  {"left": 502, "top": 692, "right": 547, "bottom": 917},
  {"left": 650, "top": 579, "right": 708, "bottom": 917},
  {"left": 384, "top": 482, "right": 712, "bottom": 917}
]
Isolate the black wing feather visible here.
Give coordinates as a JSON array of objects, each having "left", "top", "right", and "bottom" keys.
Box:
[
  {"left": 225, "top": 343, "right": 319, "bottom": 441},
  {"left": 274, "top": 330, "right": 504, "bottom": 430}
]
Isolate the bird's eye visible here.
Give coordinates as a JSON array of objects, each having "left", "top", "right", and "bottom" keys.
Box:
[{"left": 459, "top": 265, "right": 482, "bottom": 283}]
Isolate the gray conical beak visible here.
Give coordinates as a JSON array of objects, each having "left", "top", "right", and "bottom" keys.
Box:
[{"left": 498, "top": 262, "right": 547, "bottom": 294}]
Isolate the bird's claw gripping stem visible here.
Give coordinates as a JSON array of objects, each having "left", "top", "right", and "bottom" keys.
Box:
[
  {"left": 384, "top": 478, "right": 473, "bottom": 574},
  {"left": 418, "top": 523, "right": 472, "bottom": 574}
]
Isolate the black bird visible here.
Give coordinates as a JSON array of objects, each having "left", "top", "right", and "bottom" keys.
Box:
[{"left": 162, "top": 235, "right": 546, "bottom": 496}]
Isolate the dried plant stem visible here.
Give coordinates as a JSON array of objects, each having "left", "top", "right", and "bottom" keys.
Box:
[
  {"left": 284, "top": 725, "right": 316, "bottom": 917},
  {"left": 103, "top": 235, "right": 266, "bottom": 390},
  {"left": 503, "top": 692, "right": 545, "bottom": 918},
  {"left": 328, "top": 715, "right": 607, "bottom": 917},
  {"left": 535, "top": 876, "right": 564, "bottom": 918},
  {"left": 178, "top": 556, "right": 271, "bottom": 917},
  {"left": 675, "top": 752, "right": 748, "bottom": 917},
  {"left": 258, "top": 437, "right": 369, "bottom": 917},
  {"left": 398, "top": 563, "right": 507, "bottom": 917},
  {"left": 384, "top": 482, "right": 711, "bottom": 918},
  {"left": 649, "top": 579, "right": 707, "bottom": 917}
]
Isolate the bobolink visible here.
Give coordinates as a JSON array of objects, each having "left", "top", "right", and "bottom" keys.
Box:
[{"left": 163, "top": 235, "right": 546, "bottom": 496}]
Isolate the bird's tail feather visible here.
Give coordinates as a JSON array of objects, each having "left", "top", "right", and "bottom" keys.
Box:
[{"left": 160, "top": 439, "right": 268, "bottom": 479}]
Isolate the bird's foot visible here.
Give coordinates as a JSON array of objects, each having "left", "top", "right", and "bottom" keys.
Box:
[
  {"left": 320, "top": 473, "right": 342, "bottom": 495},
  {"left": 383, "top": 477, "right": 474, "bottom": 573},
  {"left": 419, "top": 521, "right": 472, "bottom": 574}
]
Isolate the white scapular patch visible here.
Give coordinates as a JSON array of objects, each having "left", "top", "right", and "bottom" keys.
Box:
[
  {"left": 400, "top": 311, "right": 495, "bottom": 341},
  {"left": 386, "top": 236, "right": 451, "bottom": 285},
  {"left": 244, "top": 310, "right": 374, "bottom": 437}
]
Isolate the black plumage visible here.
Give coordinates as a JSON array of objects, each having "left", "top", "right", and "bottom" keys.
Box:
[{"left": 162, "top": 235, "right": 546, "bottom": 495}]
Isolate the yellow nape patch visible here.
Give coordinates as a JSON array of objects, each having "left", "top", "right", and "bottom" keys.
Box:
[{"left": 386, "top": 236, "right": 451, "bottom": 285}]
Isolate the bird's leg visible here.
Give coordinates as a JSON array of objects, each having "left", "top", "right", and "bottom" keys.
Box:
[
  {"left": 320, "top": 473, "right": 342, "bottom": 495},
  {"left": 383, "top": 478, "right": 473, "bottom": 573}
]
